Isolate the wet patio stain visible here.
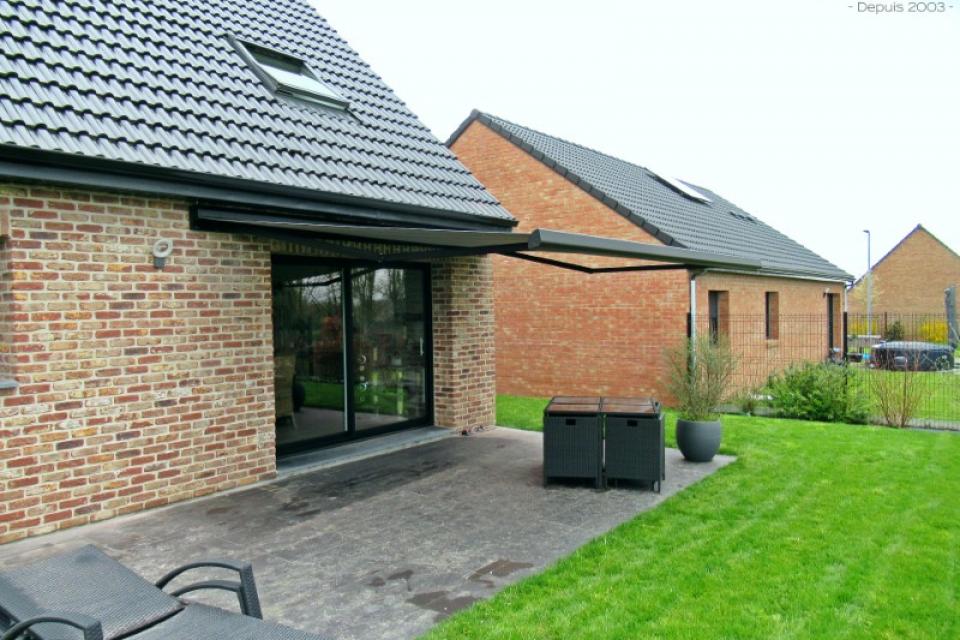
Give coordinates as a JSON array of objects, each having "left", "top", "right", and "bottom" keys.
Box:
[
  {"left": 282, "top": 458, "right": 454, "bottom": 516},
  {"left": 388, "top": 569, "right": 415, "bottom": 590},
  {"left": 407, "top": 591, "right": 481, "bottom": 621},
  {"left": 469, "top": 559, "right": 534, "bottom": 588},
  {"left": 367, "top": 568, "right": 415, "bottom": 590}
]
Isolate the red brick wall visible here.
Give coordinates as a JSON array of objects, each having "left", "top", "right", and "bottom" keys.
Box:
[
  {"left": 452, "top": 120, "right": 846, "bottom": 400},
  {"left": 452, "top": 121, "right": 690, "bottom": 398},
  {"left": 848, "top": 226, "right": 960, "bottom": 316},
  {"left": 0, "top": 184, "right": 497, "bottom": 543}
]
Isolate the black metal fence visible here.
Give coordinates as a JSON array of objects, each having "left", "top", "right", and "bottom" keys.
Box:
[
  {"left": 845, "top": 312, "right": 958, "bottom": 428},
  {"left": 692, "top": 312, "right": 960, "bottom": 428}
]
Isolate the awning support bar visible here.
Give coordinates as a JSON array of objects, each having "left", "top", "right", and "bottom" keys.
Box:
[{"left": 510, "top": 253, "right": 692, "bottom": 274}]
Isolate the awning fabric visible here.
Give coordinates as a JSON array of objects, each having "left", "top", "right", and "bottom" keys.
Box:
[{"left": 195, "top": 208, "right": 762, "bottom": 273}]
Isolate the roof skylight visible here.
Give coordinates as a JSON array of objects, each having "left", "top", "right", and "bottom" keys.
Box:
[
  {"left": 646, "top": 168, "right": 712, "bottom": 204},
  {"left": 729, "top": 210, "right": 756, "bottom": 223},
  {"left": 235, "top": 39, "right": 349, "bottom": 111}
]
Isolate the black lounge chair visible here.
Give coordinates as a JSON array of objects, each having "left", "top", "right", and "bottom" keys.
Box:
[{"left": 0, "top": 545, "right": 328, "bottom": 640}]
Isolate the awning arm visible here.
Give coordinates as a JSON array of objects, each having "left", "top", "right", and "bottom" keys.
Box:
[{"left": 511, "top": 253, "right": 691, "bottom": 274}]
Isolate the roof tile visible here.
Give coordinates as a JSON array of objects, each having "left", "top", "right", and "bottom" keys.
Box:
[{"left": 0, "top": 0, "right": 511, "bottom": 222}]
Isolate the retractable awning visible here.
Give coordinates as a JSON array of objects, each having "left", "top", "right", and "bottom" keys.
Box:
[{"left": 194, "top": 208, "right": 762, "bottom": 274}]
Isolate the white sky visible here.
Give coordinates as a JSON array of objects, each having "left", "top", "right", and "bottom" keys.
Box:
[{"left": 312, "top": 0, "right": 959, "bottom": 277}]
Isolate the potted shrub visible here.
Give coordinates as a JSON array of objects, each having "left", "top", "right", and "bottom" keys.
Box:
[{"left": 665, "top": 335, "right": 737, "bottom": 462}]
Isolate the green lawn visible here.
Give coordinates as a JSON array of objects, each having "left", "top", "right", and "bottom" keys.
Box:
[{"left": 426, "top": 395, "right": 960, "bottom": 640}]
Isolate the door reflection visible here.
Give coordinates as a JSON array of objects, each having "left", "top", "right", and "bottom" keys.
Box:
[
  {"left": 351, "top": 268, "right": 427, "bottom": 431},
  {"left": 272, "top": 264, "right": 346, "bottom": 448}
]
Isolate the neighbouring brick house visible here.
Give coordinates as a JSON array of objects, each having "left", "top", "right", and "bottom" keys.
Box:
[
  {"left": 0, "top": 1, "right": 756, "bottom": 543},
  {"left": 848, "top": 224, "right": 960, "bottom": 318},
  {"left": 449, "top": 112, "right": 853, "bottom": 398}
]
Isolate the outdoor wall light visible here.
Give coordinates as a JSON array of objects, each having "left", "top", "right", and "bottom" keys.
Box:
[{"left": 152, "top": 238, "right": 174, "bottom": 269}]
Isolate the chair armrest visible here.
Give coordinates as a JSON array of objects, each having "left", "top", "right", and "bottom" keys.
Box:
[
  {"left": 156, "top": 560, "right": 262, "bottom": 619},
  {"left": 168, "top": 579, "right": 246, "bottom": 603},
  {"left": 1, "top": 611, "right": 103, "bottom": 640}
]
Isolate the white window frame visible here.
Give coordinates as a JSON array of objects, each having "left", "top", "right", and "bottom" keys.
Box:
[{"left": 229, "top": 36, "right": 350, "bottom": 111}]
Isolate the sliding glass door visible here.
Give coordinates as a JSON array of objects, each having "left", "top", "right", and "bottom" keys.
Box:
[
  {"left": 351, "top": 268, "right": 428, "bottom": 432},
  {"left": 272, "top": 258, "right": 431, "bottom": 455},
  {"left": 272, "top": 262, "right": 348, "bottom": 450}
]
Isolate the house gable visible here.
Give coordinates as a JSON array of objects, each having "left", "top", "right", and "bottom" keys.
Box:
[
  {"left": 848, "top": 225, "right": 960, "bottom": 316},
  {"left": 451, "top": 119, "right": 664, "bottom": 244}
]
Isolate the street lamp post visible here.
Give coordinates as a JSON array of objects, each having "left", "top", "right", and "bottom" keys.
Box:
[{"left": 863, "top": 229, "right": 872, "bottom": 338}]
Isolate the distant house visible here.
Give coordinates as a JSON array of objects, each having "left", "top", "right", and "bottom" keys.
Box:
[
  {"left": 848, "top": 225, "right": 960, "bottom": 318},
  {"left": 449, "top": 111, "right": 853, "bottom": 398}
]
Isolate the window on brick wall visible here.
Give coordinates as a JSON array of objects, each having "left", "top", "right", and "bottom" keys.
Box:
[
  {"left": 765, "top": 291, "right": 780, "bottom": 340},
  {"left": 708, "top": 290, "right": 729, "bottom": 343},
  {"left": 827, "top": 293, "right": 841, "bottom": 353}
]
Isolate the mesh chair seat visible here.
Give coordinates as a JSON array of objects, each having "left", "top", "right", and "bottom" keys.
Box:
[
  {"left": 0, "top": 546, "right": 182, "bottom": 640},
  {"left": 133, "top": 604, "right": 328, "bottom": 640}
]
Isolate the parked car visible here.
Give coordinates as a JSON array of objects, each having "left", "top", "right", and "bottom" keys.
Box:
[{"left": 871, "top": 341, "right": 955, "bottom": 371}]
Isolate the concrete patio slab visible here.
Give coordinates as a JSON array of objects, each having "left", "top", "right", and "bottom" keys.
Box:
[{"left": 0, "top": 428, "right": 734, "bottom": 640}]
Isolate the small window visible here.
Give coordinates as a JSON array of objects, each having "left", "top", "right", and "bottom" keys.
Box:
[
  {"left": 765, "top": 291, "right": 780, "bottom": 340},
  {"left": 708, "top": 290, "right": 729, "bottom": 343},
  {"left": 233, "top": 38, "right": 349, "bottom": 111}
]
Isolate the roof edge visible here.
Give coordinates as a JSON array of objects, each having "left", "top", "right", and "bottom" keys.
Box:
[
  {"left": 446, "top": 111, "right": 681, "bottom": 247},
  {"left": 916, "top": 224, "right": 960, "bottom": 261},
  {"left": 710, "top": 266, "right": 853, "bottom": 284},
  {"left": 0, "top": 145, "right": 515, "bottom": 230},
  {"left": 445, "top": 108, "right": 483, "bottom": 148}
]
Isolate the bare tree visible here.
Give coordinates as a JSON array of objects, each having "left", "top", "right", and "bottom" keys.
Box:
[{"left": 868, "top": 354, "right": 927, "bottom": 428}]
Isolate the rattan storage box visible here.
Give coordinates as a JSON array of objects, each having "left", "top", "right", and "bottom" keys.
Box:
[
  {"left": 542, "top": 397, "right": 603, "bottom": 488},
  {"left": 602, "top": 397, "right": 665, "bottom": 491}
]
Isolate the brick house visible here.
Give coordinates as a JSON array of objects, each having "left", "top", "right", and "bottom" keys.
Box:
[
  {"left": 449, "top": 112, "right": 853, "bottom": 398},
  {"left": 847, "top": 225, "right": 960, "bottom": 317},
  {"left": 0, "top": 2, "right": 758, "bottom": 542}
]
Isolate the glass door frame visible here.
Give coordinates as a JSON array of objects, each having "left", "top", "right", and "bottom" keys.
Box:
[{"left": 272, "top": 254, "right": 434, "bottom": 456}]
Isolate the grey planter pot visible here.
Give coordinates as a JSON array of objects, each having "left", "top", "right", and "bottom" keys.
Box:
[{"left": 676, "top": 418, "right": 722, "bottom": 462}]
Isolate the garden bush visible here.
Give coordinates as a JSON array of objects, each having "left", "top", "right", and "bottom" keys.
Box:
[
  {"left": 867, "top": 358, "right": 928, "bottom": 428},
  {"left": 766, "top": 362, "right": 869, "bottom": 424},
  {"left": 882, "top": 320, "right": 905, "bottom": 341}
]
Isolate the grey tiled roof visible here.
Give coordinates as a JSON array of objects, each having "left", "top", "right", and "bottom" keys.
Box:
[
  {"left": 454, "top": 111, "right": 851, "bottom": 280},
  {"left": 0, "top": 0, "right": 511, "bottom": 223}
]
